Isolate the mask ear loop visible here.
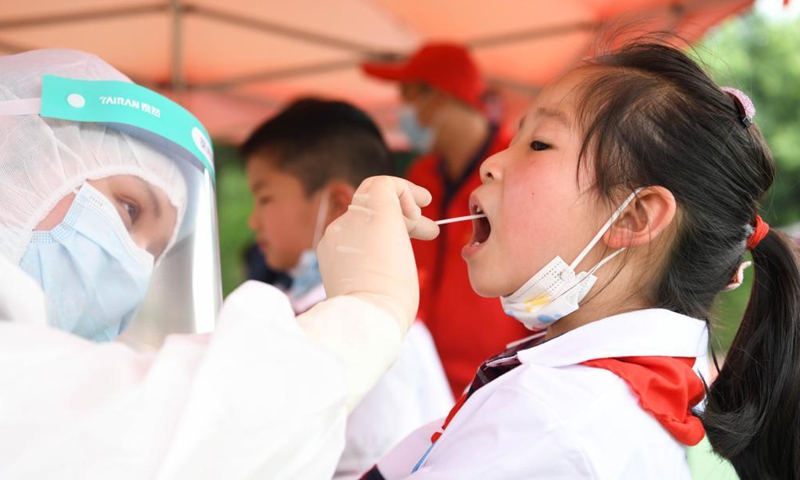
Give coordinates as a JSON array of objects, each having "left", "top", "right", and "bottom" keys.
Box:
[
  {"left": 547, "top": 247, "right": 628, "bottom": 305},
  {"left": 311, "top": 191, "right": 331, "bottom": 248},
  {"left": 547, "top": 189, "right": 643, "bottom": 303},
  {"left": 569, "top": 188, "right": 642, "bottom": 271}
]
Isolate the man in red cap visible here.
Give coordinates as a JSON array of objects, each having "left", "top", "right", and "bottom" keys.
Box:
[{"left": 362, "top": 42, "right": 529, "bottom": 397}]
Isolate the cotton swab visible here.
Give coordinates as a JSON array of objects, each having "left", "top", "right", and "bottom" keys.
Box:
[{"left": 434, "top": 214, "right": 487, "bottom": 225}]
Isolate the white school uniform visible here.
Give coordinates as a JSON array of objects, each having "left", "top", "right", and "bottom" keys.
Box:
[
  {"left": 374, "top": 309, "right": 709, "bottom": 480},
  {"left": 291, "top": 284, "right": 454, "bottom": 480}
]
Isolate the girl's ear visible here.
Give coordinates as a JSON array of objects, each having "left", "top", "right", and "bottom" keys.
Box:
[
  {"left": 326, "top": 181, "right": 356, "bottom": 223},
  {"left": 604, "top": 186, "right": 677, "bottom": 249}
]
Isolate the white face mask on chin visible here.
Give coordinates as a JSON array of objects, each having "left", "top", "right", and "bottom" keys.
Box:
[{"left": 500, "top": 190, "right": 641, "bottom": 331}]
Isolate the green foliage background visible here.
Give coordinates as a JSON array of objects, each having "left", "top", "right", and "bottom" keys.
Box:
[
  {"left": 214, "top": 145, "right": 253, "bottom": 297},
  {"left": 213, "top": 11, "right": 799, "bottom": 354}
]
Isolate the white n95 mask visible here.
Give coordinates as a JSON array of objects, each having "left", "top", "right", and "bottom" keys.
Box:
[
  {"left": 501, "top": 190, "right": 640, "bottom": 330},
  {"left": 19, "top": 183, "right": 154, "bottom": 342}
]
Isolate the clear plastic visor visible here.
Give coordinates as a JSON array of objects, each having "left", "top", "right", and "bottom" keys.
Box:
[{"left": 0, "top": 75, "right": 221, "bottom": 350}]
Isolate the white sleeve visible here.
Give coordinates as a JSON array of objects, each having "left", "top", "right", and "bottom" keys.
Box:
[
  {"left": 334, "top": 323, "right": 453, "bottom": 478},
  {"left": 0, "top": 281, "right": 349, "bottom": 480},
  {"left": 297, "top": 294, "right": 403, "bottom": 412}
]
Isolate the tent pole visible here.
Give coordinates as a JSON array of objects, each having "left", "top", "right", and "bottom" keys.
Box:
[
  {"left": 0, "top": 4, "right": 167, "bottom": 29},
  {"left": 171, "top": 0, "right": 186, "bottom": 93},
  {"left": 0, "top": 39, "right": 31, "bottom": 54},
  {"left": 468, "top": 21, "right": 599, "bottom": 49},
  {"left": 190, "top": 4, "right": 381, "bottom": 56},
  {"left": 194, "top": 59, "right": 362, "bottom": 90}
]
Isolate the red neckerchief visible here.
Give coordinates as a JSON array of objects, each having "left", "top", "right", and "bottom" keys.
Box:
[
  {"left": 431, "top": 355, "right": 705, "bottom": 447},
  {"left": 582, "top": 356, "right": 706, "bottom": 446}
]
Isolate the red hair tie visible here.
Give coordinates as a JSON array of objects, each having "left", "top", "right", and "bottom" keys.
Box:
[{"left": 746, "top": 215, "right": 769, "bottom": 250}]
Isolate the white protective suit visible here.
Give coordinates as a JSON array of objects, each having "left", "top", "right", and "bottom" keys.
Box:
[
  {"left": 0, "top": 268, "right": 399, "bottom": 479},
  {"left": 290, "top": 286, "right": 454, "bottom": 480},
  {"left": 0, "top": 49, "right": 439, "bottom": 480}
]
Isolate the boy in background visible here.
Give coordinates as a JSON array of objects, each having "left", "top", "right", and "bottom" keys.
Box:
[{"left": 241, "top": 98, "right": 453, "bottom": 478}]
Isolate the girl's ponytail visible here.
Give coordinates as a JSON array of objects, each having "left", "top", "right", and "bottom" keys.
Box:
[
  {"left": 574, "top": 43, "right": 796, "bottom": 478},
  {"left": 704, "top": 229, "right": 800, "bottom": 479}
]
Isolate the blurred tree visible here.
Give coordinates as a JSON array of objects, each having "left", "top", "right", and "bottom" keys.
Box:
[
  {"left": 697, "top": 12, "right": 800, "bottom": 226},
  {"left": 214, "top": 145, "right": 254, "bottom": 297}
]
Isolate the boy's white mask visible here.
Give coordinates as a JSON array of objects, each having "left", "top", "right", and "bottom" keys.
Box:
[
  {"left": 287, "top": 191, "right": 330, "bottom": 302},
  {"left": 500, "top": 190, "right": 641, "bottom": 331}
]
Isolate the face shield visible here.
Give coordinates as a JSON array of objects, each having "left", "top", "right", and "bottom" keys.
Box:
[{"left": 0, "top": 52, "right": 221, "bottom": 350}]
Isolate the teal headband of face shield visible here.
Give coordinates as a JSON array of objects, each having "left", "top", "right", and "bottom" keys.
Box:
[{"left": 0, "top": 75, "right": 215, "bottom": 182}]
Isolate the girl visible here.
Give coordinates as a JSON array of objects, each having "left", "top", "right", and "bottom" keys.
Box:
[{"left": 364, "top": 43, "right": 800, "bottom": 479}]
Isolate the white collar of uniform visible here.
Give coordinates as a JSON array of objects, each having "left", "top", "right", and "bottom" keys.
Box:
[{"left": 516, "top": 308, "right": 708, "bottom": 367}]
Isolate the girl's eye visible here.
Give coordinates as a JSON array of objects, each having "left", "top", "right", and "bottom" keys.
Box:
[
  {"left": 530, "top": 140, "right": 551, "bottom": 151},
  {"left": 257, "top": 196, "right": 272, "bottom": 206}
]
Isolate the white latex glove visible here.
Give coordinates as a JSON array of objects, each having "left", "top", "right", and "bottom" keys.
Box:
[
  {"left": 297, "top": 177, "right": 439, "bottom": 411},
  {"left": 298, "top": 176, "right": 438, "bottom": 411},
  {"left": 317, "top": 176, "right": 439, "bottom": 335}
]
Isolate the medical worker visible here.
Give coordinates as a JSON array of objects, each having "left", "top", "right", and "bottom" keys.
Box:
[
  {"left": 361, "top": 43, "right": 800, "bottom": 479},
  {"left": 0, "top": 49, "right": 438, "bottom": 479}
]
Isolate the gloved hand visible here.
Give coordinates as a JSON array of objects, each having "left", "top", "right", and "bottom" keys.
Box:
[
  {"left": 299, "top": 176, "right": 438, "bottom": 410},
  {"left": 316, "top": 176, "right": 439, "bottom": 334}
]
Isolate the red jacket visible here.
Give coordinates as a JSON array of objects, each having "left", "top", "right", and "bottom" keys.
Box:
[{"left": 407, "top": 125, "right": 530, "bottom": 396}]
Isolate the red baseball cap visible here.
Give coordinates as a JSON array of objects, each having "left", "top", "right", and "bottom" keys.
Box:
[{"left": 362, "top": 42, "right": 486, "bottom": 108}]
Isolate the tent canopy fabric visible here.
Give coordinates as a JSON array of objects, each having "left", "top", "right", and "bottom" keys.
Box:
[{"left": 0, "top": 0, "right": 753, "bottom": 145}]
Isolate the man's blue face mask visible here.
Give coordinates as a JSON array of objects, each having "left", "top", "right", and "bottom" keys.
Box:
[
  {"left": 19, "top": 182, "right": 154, "bottom": 342},
  {"left": 399, "top": 105, "right": 436, "bottom": 153}
]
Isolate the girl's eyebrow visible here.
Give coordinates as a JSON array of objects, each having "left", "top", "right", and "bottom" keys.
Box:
[
  {"left": 518, "top": 108, "right": 571, "bottom": 134},
  {"left": 535, "top": 107, "right": 571, "bottom": 129}
]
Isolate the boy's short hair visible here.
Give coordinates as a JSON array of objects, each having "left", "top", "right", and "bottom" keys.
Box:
[{"left": 240, "top": 98, "right": 392, "bottom": 195}]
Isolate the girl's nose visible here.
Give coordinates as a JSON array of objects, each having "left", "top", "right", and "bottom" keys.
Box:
[{"left": 480, "top": 152, "right": 503, "bottom": 184}]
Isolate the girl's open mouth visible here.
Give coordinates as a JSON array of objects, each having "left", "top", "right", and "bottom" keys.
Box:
[{"left": 469, "top": 203, "right": 491, "bottom": 246}]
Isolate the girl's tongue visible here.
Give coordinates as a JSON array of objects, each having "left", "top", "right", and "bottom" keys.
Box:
[{"left": 470, "top": 207, "right": 491, "bottom": 245}]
